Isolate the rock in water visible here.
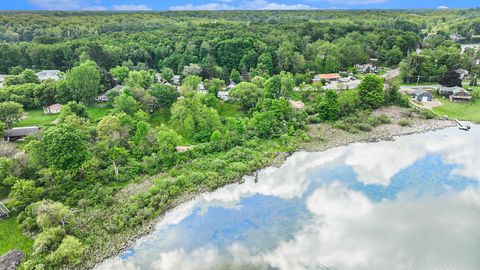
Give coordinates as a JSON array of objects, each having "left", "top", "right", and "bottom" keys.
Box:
[{"left": 0, "top": 250, "right": 24, "bottom": 270}]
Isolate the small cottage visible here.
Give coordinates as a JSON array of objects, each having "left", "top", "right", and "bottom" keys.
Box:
[
  {"left": 198, "top": 82, "right": 207, "bottom": 94},
  {"left": 44, "top": 103, "right": 62, "bottom": 114},
  {"left": 412, "top": 89, "right": 433, "bottom": 102},
  {"left": 36, "top": 70, "right": 61, "bottom": 82},
  {"left": 4, "top": 126, "right": 39, "bottom": 141}
]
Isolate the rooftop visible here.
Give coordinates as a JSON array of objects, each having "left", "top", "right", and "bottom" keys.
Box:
[
  {"left": 317, "top": 73, "right": 341, "bottom": 80},
  {"left": 5, "top": 126, "right": 39, "bottom": 137}
]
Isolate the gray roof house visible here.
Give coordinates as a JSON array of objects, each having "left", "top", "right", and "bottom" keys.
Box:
[
  {"left": 4, "top": 126, "right": 40, "bottom": 141},
  {"left": 226, "top": 81, "right": 237, "bottom": 91},
  {"left": 36, "top": 70, "right": 61, "bottom": 81},
  {"left": 438, "top": 86, "right": 472, "bottom": 102},
  {"left": 450, "top": 34, "right": 466, "bottom": 42},
  {"left": 412, "top": 89, "right": 433, "bottom": 102}
]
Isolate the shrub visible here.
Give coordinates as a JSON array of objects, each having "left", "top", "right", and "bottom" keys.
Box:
[{"left": 398, "top": 118, "right": 412, "bottom": 126}]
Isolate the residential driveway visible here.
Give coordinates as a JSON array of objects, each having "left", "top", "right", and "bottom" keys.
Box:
[{"left": 417, "top": 100, "right": 442, "bottom": 110}]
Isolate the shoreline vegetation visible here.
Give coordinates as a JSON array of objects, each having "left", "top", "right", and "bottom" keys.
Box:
[
  {"left": 92, "top": 106, "right": 455, "bottom": 269},
  {"left": 1, "top": 9, "right": 479, "bottom": 270}
]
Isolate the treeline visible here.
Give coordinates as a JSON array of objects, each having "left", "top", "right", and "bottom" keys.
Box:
[{"left": 3, "top": 9, "right": 478, "bottom": 82}]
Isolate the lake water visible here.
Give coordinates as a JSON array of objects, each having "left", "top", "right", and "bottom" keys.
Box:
[{"left": 96, "top": 126, "right": 480, "bottom": 270}]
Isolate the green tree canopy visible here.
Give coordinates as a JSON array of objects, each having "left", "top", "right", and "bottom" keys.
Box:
[
  {"left": 64, "top": 60, "right": 101, "bottom": 104},
  {"left": 148, "top": 83, "right": 179, "bottom": 109},
  {"left": 357, "top": 74, "right": 385, "bottom": 109},
  {"left": 41, "top": 124, "right": 89, "bottom": 170},
  {"left": 0, "top": 101, "right": 24, "bottom": 128},
  {"left": 229, "top": 82, "right": 263, "bottom": 111}
]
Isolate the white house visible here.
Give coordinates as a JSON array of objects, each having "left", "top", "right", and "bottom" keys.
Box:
[
  {"left": 198, "top": 82, "right": 207, "bottom": 94},
  {"left": 217, "top": 91, "right": 229, "bottom": 101},
  {"left": 36, "top": 70, "right": 61, "bottom": 82},
  {"left": 172, "top": 75, "right": 181, "bottom": 85},
  {"left": 0, "top": 74, "right": 6, "bottom": 87}
]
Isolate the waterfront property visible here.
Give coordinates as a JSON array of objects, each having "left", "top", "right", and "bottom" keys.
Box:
[
  {"left": 438, "top": 86, "right": 472, "bottom": 102},
  {"left": 412, "top": 89, "right": 433, "bottom": 102}
]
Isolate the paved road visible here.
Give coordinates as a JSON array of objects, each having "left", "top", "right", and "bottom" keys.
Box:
[
  {"left": 383, "top": 68, "right": 400, "bottom": 80},
  {"left": 400, "top": 85, "right": 439, "bottom": 90}
]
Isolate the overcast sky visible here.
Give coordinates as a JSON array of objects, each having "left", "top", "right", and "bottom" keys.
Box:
[{"left": 0, "top": 0, "right": 477, "bottom": 11}]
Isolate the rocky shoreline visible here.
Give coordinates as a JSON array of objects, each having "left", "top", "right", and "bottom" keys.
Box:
[
  {"left": 91, "top": 107, "right": 457, "bottom": 269},
  {"left": 300, "top": 107, "right": 456, "bottom": 152}
]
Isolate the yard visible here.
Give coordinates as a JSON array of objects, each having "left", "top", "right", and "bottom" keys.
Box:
[
  {"left": 0, "top": 216, "right": 33, "bottom": 258},
  {"left": 16, "top": 106, "right": 110, "bottom": 127},
  {"left": 433, "top": 98, "right": 480, "bottom": 123}
]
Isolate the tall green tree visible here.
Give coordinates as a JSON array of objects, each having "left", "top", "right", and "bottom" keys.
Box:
[
  {"left": 229, "top": 82, "right": 263, "bottom": 111},
  {"left": 0, "top": 101, "right": 24, "bottom": 128},
  {"left": 357, "top": 74, "right": 385, "bottom": 109},
  {"left": 41, "top": 124, "right": 88, "bottom": 170},
  {"left": 170, "top": 95, "right": 222, "bottom": 142},
  {"left": 149, "top": 84, "right": 179, "bottom": 109},
  {"left": 64, "top": 60, "right": 101, "bottom": 104},
  {"left": 318, "top": 90, "right": 340, "bottom": 121}
]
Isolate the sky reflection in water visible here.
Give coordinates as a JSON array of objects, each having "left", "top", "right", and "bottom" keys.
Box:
[{"left": 97, "top": 127, "right": 480, "bottom": 270}]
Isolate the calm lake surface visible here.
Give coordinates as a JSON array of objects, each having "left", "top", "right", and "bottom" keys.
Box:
[{"left": 97, "top": 126, "right": 480, "bottom": 270}]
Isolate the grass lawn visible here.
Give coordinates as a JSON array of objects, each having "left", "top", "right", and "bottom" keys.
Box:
[
  {"left": 433, "top": 98, "right": 480, "bottom": 123},
  {"left": 87, "top": 106, "right": 110, "bottom": 121},
  {"left": 16, "top": 105, "right": 110, "bottom": 127},
  {"left": 217, "top": 103, "right": 245, "bottom": 118},
  {"left": 17, "top": 109, "right": 58, "bottom": 127},
  {"left": 0, "top": 216, "right": 33, "bottom": 257}
]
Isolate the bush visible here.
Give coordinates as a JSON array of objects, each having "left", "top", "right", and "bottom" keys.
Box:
[
  {"left": 398, "top": 118, "right": 412, "bottom": 126},
  {"left": 418, "top": 109, "right": 436, "bottom": 119},
  {"left": 334, "top": 111, "right": 390, "bottom": 133}
]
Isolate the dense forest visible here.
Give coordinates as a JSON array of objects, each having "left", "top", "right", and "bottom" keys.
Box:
[{"left": 0, "top": 9, "right": 479, "bottom": 269}]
